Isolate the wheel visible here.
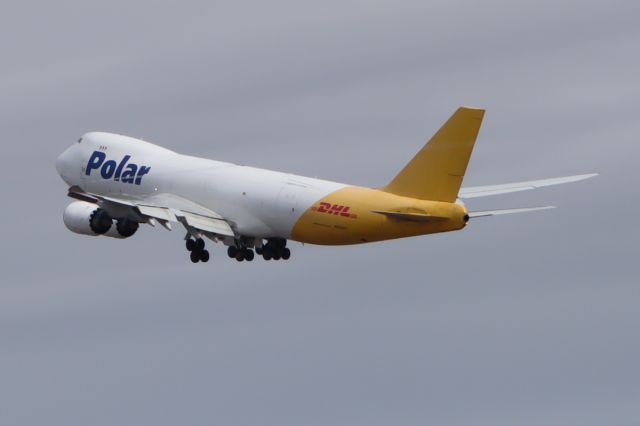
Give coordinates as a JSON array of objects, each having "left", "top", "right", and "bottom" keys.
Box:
[
  {"left": 244, "top": 249, "right": 254, "bottom": 261},
  {"left": 263, "top": 252, "right": 272, "bottom": 261},
  {"left": 196, "top": 238, "right": 205, "bottom": 250},
  {"left": 190, "top": 251, "right": 200, "bottom": 263},
  {"left": 235, "top": 251, "right": 245, "bottom": 262},
  {"left": 273, "top": 252, "right": 281, "bottom": 261},
  {"left": 227, "top": 246, "right": 238, "bottom": 258},
  {"left": 200, "top": 250, "right": 210, "bottom": 262},
  {"left": 186, "top": 239, "right": 196, "bottom": 251},
  {"left": 255, "top": 246, "right": 263, "bottom": 255},
  {"left": 281, "top": 247, "right": 291, "bottom": 260},
  {"left": 270, "top": 238, "right": 286, "bottom": 248}
]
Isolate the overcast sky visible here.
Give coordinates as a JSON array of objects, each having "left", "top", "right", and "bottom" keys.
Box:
[{"left": 1, "top": 1, "right": 639, "bottom": 425}]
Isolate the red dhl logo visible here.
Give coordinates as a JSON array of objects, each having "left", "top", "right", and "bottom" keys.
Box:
[{"left": 311, "top": 202, "right": 358, "bottom": 219}]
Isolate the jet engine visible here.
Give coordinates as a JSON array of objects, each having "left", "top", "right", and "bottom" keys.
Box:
[{"left": 63, "top": 201, "right": 139, "bottom": 238}]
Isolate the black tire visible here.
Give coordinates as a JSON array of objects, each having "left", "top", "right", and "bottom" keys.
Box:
[
  {"left": 255, "top": 247, "right": 263, "bottom": 255},
  {"left": 227, "top": 246, "right": 238, "bottom": 258},
  {"left": 263, "top": 252, "right": 272, "bottom": 261},
  {"left": 200, "top": 250, "right": 210, "bottom": 263},
  {"left": 190, "top": 251, "right": 200, "bottom": 263},
  {"left": 244, "top": 249, "right": 254, "bottom": 261},
  {"left": 186, "top": 239, "right": 196, "bottom": 251},
  {"left": 270, "top": 238, "right": 286, "bottom": 248},
  {"left": 281, "top": 247, "right": 291, "bottom": 260},
  {"left": 235, "top": 251, "right": 245, "bottom": 262},
  {"left": 196, "top": 238, "right": 205, "bottom": 250},
  {"left": 273, "top": 253, "right": 281, "bottom": 261}
]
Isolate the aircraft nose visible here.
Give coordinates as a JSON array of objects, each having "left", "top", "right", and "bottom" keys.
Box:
[
  {"left": 56, "top": 145, "right": 76, "bottom": 183},
  {"left": 56, "top": 149, "right": 69, "bottom": 175}
]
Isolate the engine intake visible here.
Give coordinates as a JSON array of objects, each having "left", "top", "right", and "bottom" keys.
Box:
[
  {"left": 63, "top": 201, "right": 139, "bottom": 238},
  {"left": 90, "top": 208, "right": 112, "bottom": 234},
  {"left": 116, "top": 218, "right": 139, "bottom": 238}
]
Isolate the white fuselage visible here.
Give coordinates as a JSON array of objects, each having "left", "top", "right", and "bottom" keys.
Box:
[
  {"left": 55, "top": 109, "right": 595, "bottom": 252},
  {"left": 56, "top": 132, "right": 345, "bottom": 238}
]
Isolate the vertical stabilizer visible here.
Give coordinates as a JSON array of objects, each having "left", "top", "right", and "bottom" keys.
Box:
[{"left": 382, "top": 107, "right": 485, "bottom": 202}]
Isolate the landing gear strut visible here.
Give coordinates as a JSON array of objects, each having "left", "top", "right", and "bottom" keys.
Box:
[{"left": 186, "top": 237, "right": 210, "bottom": 263}]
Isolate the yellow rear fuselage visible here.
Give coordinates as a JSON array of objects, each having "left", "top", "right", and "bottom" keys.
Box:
[{"left": 292, "top": 186, "right": 469, "bottom": 245}]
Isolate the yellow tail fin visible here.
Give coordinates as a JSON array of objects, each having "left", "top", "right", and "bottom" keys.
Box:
[{"left": 382, "top": 106, "right": 485, "bottom": 202}]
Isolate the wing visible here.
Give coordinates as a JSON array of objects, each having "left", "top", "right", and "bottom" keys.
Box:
[
  {"left": 67, "top": 186, "right": 235, "bottom": 238},
  {"left": 458, "top": 173, "right": 597, "bottom": 199}
]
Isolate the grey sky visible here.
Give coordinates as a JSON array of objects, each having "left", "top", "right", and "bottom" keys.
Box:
[{"left": 1, "top": 1, "right": 639, "bottom": 425}]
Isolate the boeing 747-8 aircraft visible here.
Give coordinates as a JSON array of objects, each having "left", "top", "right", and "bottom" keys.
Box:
[{"left": 56, "top": 107, "right": 596, "bottom": 263}]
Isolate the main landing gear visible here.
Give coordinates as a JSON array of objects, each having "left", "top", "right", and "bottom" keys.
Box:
[
  {"left": 257, "top": 238, "right": 290, "bottom": 261},
  {"left": 184, "top": 236, "right": 292, "bottom": 264},
  {"left": 186, "top": 237, "right": 210, "bottom": 263},
  {"left": 228, "top": 238, "right": 291, "bottom": 262},
  {"left": 227, "top": 245, "right": 255, "bottom": 262}
]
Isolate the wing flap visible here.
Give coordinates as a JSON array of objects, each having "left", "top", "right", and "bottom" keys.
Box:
[
  {"left": 136, "top": 205, "right": 177, "bottom": 222},
  {"left": 459, "top": 173, "right": 597, "bottom": 199},
  {"left": 180, "top": 212, "right": 234, "bottom": 237}
]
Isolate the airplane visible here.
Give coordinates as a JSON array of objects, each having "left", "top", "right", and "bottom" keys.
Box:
[{"left": 55, "top": 106, "right": 596, "bottom": 264}]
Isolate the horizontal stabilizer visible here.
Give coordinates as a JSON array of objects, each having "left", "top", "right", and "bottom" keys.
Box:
[
  {"left": 371, "top": 210, "right": 448, "bottom": 222},
  {"left": 469, "top": 206, "right": 555, "bottom": 218},
  {"left": 459, "top": 173, "right": 597, "bottom": 199}
]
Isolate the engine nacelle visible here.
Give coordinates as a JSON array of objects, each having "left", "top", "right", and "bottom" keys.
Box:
[{"left": 63, "top": 201, "right": 138, "bottom": 238}]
